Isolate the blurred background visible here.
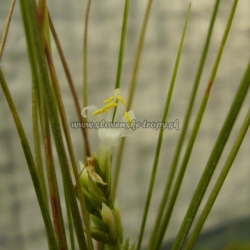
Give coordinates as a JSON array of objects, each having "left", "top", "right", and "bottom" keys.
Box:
[{"left": 0, "top": 0, "right": 250, "bottom": 249}]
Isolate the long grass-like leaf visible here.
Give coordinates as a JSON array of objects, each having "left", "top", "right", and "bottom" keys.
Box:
[
  {"left": 83, "top": 0, "right": 92, "bottom": 108},
  {"left": 43, "top": 5, "right": 92, "bottom": 249},
  {"left": 41, "top": 82, "right": 69, "bottom": 248},
  {"left": 153, "top": 1, "right": 239, "bottom": 249},
  {"left": 148, "top": 0, "right": 221, "bottom": 243},
  {"left": 34, "top": 2, "right": 70, "bottom": 249},
  {"left": 111, "top": 0, "right": 131, "bottom": 124},
  {"left": 172, "top": 58, "right": 250, "bottom": 249},
  {"left": 19, "top": 0, "right": 88, "bottom": 248},
  {"left": 44, "top": 40, "right": 93, "bottom": 250},
  {"left": 141, "top": 5, "right": 191, "bottom": 250},
  {"left": 127, "top": 0, "right": 154, "bottom": 110},
  {"left": 36, "top": 2, "right": 51, "bottom": 53},
  {"left": 32, "top": 81, "right": 48, "bottom": 204},
  {"left": 0, "top": 0, "right": 15, "bottom": 60},
  {"left": 184, "top": 107, "right": 250, "bottom": 249},
  {"left": 0, "top": 67, "right": 58, "bottom": 250},
  {"left": 31, "top": 30, "right": 68, "bottom": 249},
  {"left": 65, "top": 191, "right": 76, "bottom": 250},
  {"left": 41, "top": 101, "right": 69, "bottom": 250},
  {"left": 48, "top": 13, "right": 91, "bottom": 157},
  {"left": 114, "top": 0, "right": 130, "bottom": 90}
]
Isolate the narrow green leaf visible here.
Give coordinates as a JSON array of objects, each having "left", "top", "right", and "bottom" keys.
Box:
[
  {"left": 41, "top": 103, "right": 69, "bottom": 250},
  {"left": 111, "top": 0, "right": 130, "bottom": 188},
  {"left": 172, "top": 58, "right": 250, "bottom": 250},
  {"left": 0, "top": 67, "right": 58, "bottom": 250},
  {"left": 111, "top": 0, "right": 131, "bottom": 124},
  {"left": 149, "top": 0, "right": 221, "bottom": 243},
  {"left": 65, "top": 191, "right": 76, "bottom": 250},
  {"left": 31, "top": 38, "right": 68, "bottom": 250},
  {"left": 0, "top": 0, "right": 16, "bottom": 60},
  {"left": 32, "top": 82, "right": 47, "bottom": 202},
  {"left": 137, "top": 4, "right": 191, "bottom": 250},
  {"left": 114, "top": 0, "right": 130, "bottom": 90},
  {"left": 83, "top": 0, "right": 92, "bottom": 107},
  {"left": 44, "top": 39, "right": 93, "bottom": 250},
  {"left": 112, "top": 0, "right": 130, "bottom": 126},
  {"left": 44, "top": 9, "right": 93, "bottom": 249},
  {"left": 153, "top": 1, "right": 239, "bottom": 249},
  {"left": 19, "top": 1, "right": 88, "bottom": 249},
  {"left": 185, "top": 107, "right": 250, "bottom": 249},
  {"left": 48, "top": 13, "right": 91, "bottom": 157}
]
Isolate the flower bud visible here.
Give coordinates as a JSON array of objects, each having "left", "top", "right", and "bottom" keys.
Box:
[
  {"left": 101, "top": 203, "right": 117, "bottom": 242},
  {"left": 90, "top": 214, "right": 107, "bottom": 232},
  {"left": 81, "top": 188, "right": 96, "bottom": 214},
  {"left": 89, "top": 227, "right": 111, "bottom": 244},
  {"left": 88, "top": 176, "right": 108, "bottom": 209}
]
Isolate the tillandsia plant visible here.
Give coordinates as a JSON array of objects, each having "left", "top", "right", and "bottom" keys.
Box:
[{"left": 0, "top": 0, "right": 250, "bottom": 250}]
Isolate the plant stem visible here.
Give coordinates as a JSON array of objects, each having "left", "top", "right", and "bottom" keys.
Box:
[
  {"left": 112, "top": 0, "right": 131, "bottom": 123},
  {"left": 112, "top": 0, "right": 131, "bottom": 198}
]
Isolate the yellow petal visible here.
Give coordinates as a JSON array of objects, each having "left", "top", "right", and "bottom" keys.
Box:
[
  {"left": 102, "top": 102, "right": 118, "bottom": 112},
  {"left": 92, "top": 108, "right": 104, "bottom": 116},
  {"left": 117, "top": 95, "right": 126, "bottom": 106},
  {"left": 103, "top": 96, "right": 114, "bottom": 103}
]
